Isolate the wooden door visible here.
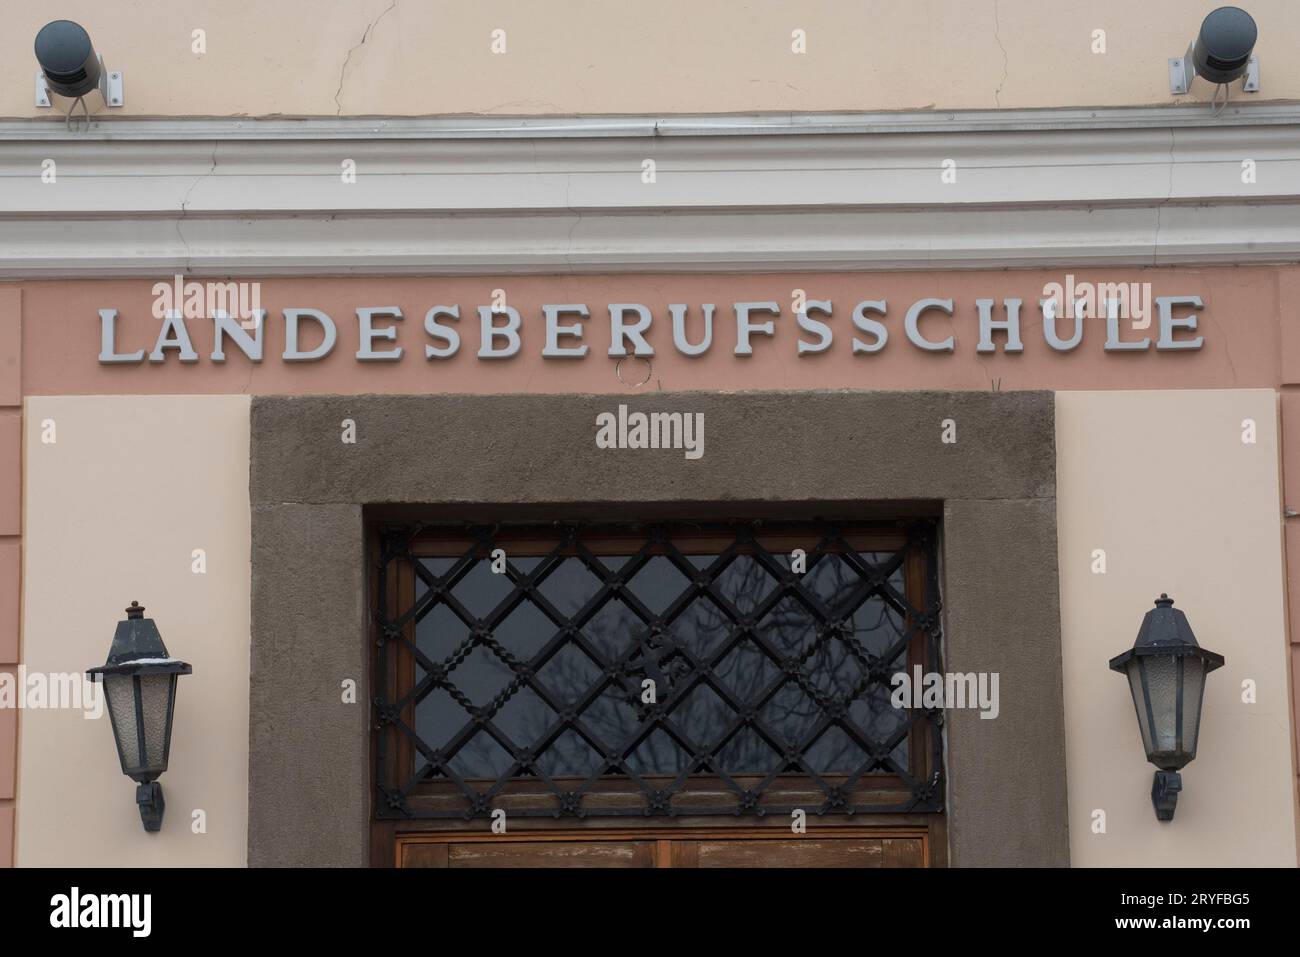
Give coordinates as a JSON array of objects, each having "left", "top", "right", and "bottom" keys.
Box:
[{"left": 396, "top": 827, "right": 929, "bottom": 868}]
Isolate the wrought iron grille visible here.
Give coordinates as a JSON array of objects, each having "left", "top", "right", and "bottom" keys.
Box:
[{"left": 373, "top": 521, "right": 944, "bottom": 820}]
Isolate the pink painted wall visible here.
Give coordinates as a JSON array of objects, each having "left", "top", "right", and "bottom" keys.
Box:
[
  {"left": 0, "top": 287, "right": 18, "bottom": 867},
  {"left": 9, "top": 267, "right": 1291, "bottom": 397}
]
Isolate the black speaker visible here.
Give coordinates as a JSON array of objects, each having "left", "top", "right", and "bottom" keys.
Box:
[
  {"left": 34, "top": 20, "right": 101, "bottom": 98},
  {"left": 1191, "top": 7, "right": 1258, "bottom": 84}
]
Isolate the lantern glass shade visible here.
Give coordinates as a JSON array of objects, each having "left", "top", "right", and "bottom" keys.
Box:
[
  {"left": 1110, "top": 594, "right": 1223, "bottom": 774},
  {"left": 102, "top": 672, "right": 179, "bottom": 781},
  {"left": 1118, "top": 652, "right": 1210, "bottom": 769},
  {"left": 1180, "top": 656, "right": 1207, "bottom": 753},
  {"left": 1123, "top": 657, "right": 1156, "bottom": 755}
]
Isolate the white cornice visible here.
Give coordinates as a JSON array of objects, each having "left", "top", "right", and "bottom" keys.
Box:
[
  {"left": 1, "top": 106, "right": 1299, "bottom": 276},
  {"left": 5, "top": 104, "right": 1300, "bottom": 138},
  {"left": 4, "top": 205, "right": 1295, "bottom": 278}
]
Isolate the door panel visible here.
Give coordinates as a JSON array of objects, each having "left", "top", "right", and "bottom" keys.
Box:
[
  {"left": 400, "top": 842, "right": 449, "bottom": 868},
  {"left": 400, "top": 838, "right": 655, "bottom": 868},
  {"left": 397, "top": 829, "right": 928, "bottom": 868},
  {"left": 692, "top": 837, "right": 922, "bottom": 868},
  {"left": 451, "top": 840, "right": 656, "bottom": 868}
]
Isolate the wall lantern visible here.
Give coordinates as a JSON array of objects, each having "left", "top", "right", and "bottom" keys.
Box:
[
  {"left": 87, "top": 602, "right": 191, "bottom": 833},
  {"left": 1109, "top": 594, "right": 1224, "bottom": 822}
]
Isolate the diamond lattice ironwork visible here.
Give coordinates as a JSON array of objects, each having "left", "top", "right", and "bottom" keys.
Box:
[{"left": 373, "top": 521, "right": 944, "bottom": 820}]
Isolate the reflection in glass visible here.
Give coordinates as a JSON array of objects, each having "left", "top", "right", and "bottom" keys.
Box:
[{"left": 412, "top": 544, "right": 913, "bottom": 781}]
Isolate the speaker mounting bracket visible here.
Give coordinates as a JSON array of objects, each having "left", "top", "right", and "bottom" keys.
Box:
[
  {"left": 34, "top": 54, "right": 123, "bottom": 108},
  {"left": 1169, "top": 44, "right": 1258, "bottom": 95}
]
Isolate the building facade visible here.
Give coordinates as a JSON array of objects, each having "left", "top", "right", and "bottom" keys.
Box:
[{"left": 0, "top": 0, "right": 1298, "bottom": 867}]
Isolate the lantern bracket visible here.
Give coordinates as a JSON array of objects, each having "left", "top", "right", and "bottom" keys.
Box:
[
  {"left": 136, "top": 781, "right": 165, "bottom": 833},
  {"left": 1152, "top": 770, "right": 1181, "bottom": 822}
]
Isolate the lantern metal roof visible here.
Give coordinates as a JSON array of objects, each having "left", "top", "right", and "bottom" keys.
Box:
[
  {"left": 1108, "top": 593, "right": 1225, "bottom": 673},
  {"left": 87, "top": 601, "right": 192, "bottom": 679}
]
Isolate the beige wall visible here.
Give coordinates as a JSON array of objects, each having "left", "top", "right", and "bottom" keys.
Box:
[
  {"left": 16, "top": 395, "right": 249, "bottom": 866},
  {"left": 4, "top": 0, "right": 1298, "bottom": 118},
  {"left": 1057, "top": 389, "right": 1298, "bottom": 866}
]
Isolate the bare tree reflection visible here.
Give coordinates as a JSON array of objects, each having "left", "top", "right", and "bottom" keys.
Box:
[{"left": 420, "top": 548, "right": 911, "bottom": 783}]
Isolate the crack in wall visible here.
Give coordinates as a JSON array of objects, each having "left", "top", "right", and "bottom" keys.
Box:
[
  {"left": 176, "top": 140, "right": 219, "bottom": 276},
  {"left": 334, "top": 1, "right": 399, "bottom": 116},
  {"left": 992, "top": 0, "right": 1008, "bottom": 108},
  {"left": 1154, "top": 128, "right": 1176, "bottom": 265},
  {"left": 563, "top": 173, "right": 580, "bottom": 273}
]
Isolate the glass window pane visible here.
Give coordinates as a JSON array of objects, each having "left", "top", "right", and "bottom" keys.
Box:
[{"left": 387, "top": 521, "right": 941, "bottom": 817}]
